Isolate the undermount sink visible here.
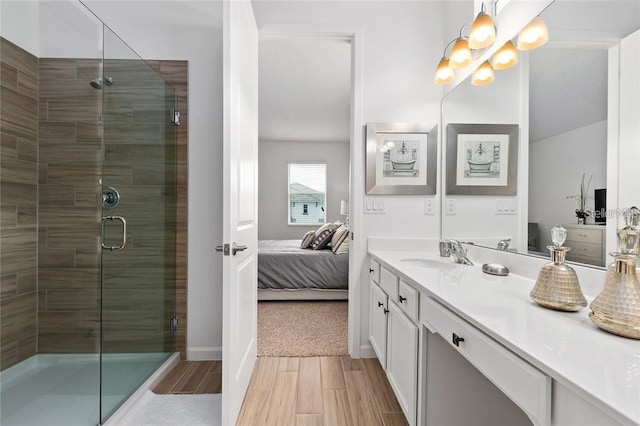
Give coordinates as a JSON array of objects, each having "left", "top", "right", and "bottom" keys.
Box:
[{"left": 400, "top": 258, "right": 459, "bottom": 269}]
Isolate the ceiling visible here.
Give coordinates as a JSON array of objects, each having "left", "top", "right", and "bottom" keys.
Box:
[
  {"left": 258, "top": 37, "right": 351, "bottom": 143},
  {"left": 529, "top": 0, "right": 640, "bottom": 142},
  {"left": 529, "top": 47, "right": 607, "bottom": 142}
]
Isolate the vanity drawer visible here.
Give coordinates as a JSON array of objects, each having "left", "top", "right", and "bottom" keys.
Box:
[
  {"left": 566, "top": 227, "right": 603, "bottom": 244},
  {"left": 380, "top": 267, "right": 399, "bottom": 300},
  {"left": 566, "top": 241, "right": 602, "bottom": 259},
  {"left": 422, "top": 296, "right": 551, "bottom": 426},
  {"left": 370, "top": 259, "right": 381, "bottom": 284},
  {"left": 398, "top": 280, "right": 418, "bottom": 323}
]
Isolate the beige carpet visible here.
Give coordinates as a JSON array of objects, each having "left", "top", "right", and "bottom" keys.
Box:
[{"left": 258, "top": 301, "right": 348, "bottom": 357}]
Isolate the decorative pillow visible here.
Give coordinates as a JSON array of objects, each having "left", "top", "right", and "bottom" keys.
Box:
[
  {"left": 334, "top": 236, "right": 350, "bottom": 254},
  {"left": 315, "top": 222, "right": 338, "bottom": 236},
  {"left": 311, "top": 227, "right": 336, "bottom": 250},
  {"left": 300, "top": 230, "right": 315, "bottom": 248},
  {"left": 331, "top": 225, "right": 348, "bottom": 248},
  {"left": 332, "top": 225, "right": 350, "bottom": 254}
]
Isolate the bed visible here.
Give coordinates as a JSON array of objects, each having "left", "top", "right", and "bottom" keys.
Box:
[{"left": 258, "top": 239, "right": 349, "bottom": 300}]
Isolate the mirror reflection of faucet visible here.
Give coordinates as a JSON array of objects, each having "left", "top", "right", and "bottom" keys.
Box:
[
  {"left": 439, "top": 240, "right": 474, "bottom": 265},
  {"left": 496, "top": 238, "right": 517, "bottom": 252}
]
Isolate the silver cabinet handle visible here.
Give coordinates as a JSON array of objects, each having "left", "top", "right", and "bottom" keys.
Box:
[
  {"left": 102, "top": 215, "right": 127, "bottom": 251},
  {"left": 232, "top": 243, "right": 247, "bottom": 255}
]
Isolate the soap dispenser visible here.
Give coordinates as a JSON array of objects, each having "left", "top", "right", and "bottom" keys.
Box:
[
  {"left": 589, "top": 226, "right": 640, "bottom": 339},
  {"left": 530, "top": 225, "right": 587, "bottom": 311}
]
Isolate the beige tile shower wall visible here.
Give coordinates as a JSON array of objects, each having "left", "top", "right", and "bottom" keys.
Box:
[
  {"left": 100, "top": 59, "right": 184, "bottom": 355},
  {"left": 36, "top": 57, "right": 188, "bottom": 358},
  {"left": 0, "top": 38, "right": 39, "bottom": 370},
  {"left": 37, "top": 57, "right": 103, "bottom": 354}
]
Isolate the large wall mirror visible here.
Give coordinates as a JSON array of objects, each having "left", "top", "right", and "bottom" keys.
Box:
[{"left": 441, "top": 0, "right": 640, "bottom": 269}]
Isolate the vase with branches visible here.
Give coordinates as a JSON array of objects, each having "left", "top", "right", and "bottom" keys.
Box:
[{"left": 566, "top": 173, "right": 592, "bottom": 224}]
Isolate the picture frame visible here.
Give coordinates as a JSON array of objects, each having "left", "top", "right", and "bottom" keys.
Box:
[
  {"left": 365, "top": 122, "right": 437, "bottom": 195},
  {"left": 446, "top": 123, "right": 519, "bottom": 195}
]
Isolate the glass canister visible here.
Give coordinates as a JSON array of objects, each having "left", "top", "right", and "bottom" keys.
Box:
[
  {"left": 530, "top": 225, "right": 587, "bottom": 311},
  {"left": 589, "top": 227, "right": 640, "bottom": 339},
  {"left": 623, "top": 206, "right": 640, "bottom": 255}
]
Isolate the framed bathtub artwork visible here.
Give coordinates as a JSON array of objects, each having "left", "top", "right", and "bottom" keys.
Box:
[
  {"left": 365, "top": 122, "right": 437, "bottom": 195},
  {"left": 446, "top": 123, "right": 519, "bottom": 195}
]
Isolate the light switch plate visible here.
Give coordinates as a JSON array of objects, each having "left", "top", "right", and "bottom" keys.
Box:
[
  {"left": 424, "top": 198, "right": 435, "bottom": 215},
  {"left": 446, "top": 198, "right": 456, "bottom": 215},
  {"left": 364, "top": 198, "right": 386, "bottom": 214},
  {"left": 496, "top": 199, "right": 517, "bottom": 215}
]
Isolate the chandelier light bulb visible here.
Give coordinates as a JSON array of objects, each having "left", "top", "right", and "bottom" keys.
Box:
[
  {"left": 434, "top": 57, "right": 455, "bottom": 85},
  {"left": 449, "top": 38, "right": 472, "bottom": 69},
  {"left": 469, "top": 11, "right": 496, "bottom": 49},
  {"left": 492, "top": 41, "right": 518, "bottom": 70},
  {"left": 471, "top": 60, "right": 494, "bottom": 86},
  {"left": 517, "top": 16, "right": 549, "bottom": 50}
]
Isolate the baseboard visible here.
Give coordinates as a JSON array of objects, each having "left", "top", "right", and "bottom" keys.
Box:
[
  {"left": 187, "top": 346, "right": 222, "bottom": 361},
  {"left": 103, "top": 352, "right": 180, "bottom": 425},
  {"left": 359, "top": 343, "right": 376, "bottom": 358}
]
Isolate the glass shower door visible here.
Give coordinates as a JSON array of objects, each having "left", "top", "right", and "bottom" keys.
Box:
[{"left": 99, "top": 26, "right": 177, "bottom": 422}]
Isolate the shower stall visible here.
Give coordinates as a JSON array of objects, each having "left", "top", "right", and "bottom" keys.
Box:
[{"left": 1, "top": 1, "right": 178, "bottom": 424}]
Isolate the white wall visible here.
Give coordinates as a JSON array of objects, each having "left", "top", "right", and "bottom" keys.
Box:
[
  {"left": 39, "top": 1, "right": 103, "bottom": 59},
  {"left": 82, "top": 1, "right": 224, "bottom": 360},
  {"left": 0, "top": 1, "right": 39, "bottom": 56},
  {"left": 258, "top": 141, "right": 350, "bottom": 240},
  {"left": 529, "top": 121, "right": 607, "bottom": 249},
  {"left": 440, "top": 64, "right": 526, "bottom": 251},
  {"left": 0, "top": 0, "right": 40, "bottom": 57}
]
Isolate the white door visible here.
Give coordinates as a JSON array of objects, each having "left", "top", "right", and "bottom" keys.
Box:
[{"left": 221, "top": 0, "right": 259, "bottom": 424}]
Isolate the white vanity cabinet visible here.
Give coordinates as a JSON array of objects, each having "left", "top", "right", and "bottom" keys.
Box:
[
  {"left": 386, "top": 296, "right": 418, "bottom": 423},
  {"left": 368, "top": 250, "right": 637, "bottom": 426},
  {"left": 368, "top": 261, "right": 419, "bottom": 425},
  {"left": 369, "top": 280, "right": 388, "bottom": 367},
  {"left": 422, "top": 296, "right": 551, "bottom": 426}
]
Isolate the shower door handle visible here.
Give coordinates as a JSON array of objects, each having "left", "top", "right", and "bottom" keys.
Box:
[{"left": 102, "top": 216, "right": 127, "bottom": 251}]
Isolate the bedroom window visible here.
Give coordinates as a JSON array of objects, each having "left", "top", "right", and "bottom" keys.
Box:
[{"left": 288, "top": 163, "right": 326, "bottom": 225}]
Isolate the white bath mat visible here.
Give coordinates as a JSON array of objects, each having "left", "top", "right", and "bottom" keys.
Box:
[{"left": 120, "top": 390, "right": 221, "bottom": 426}]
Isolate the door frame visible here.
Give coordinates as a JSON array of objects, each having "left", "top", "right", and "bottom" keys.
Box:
[{"left": 258, "top": 24, "right": 364, "bottom": 357}]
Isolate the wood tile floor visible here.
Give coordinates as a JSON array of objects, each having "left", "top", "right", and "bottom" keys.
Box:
[
  {"left": 153, "top": 360, "right": 222, "bottom": 394},
  {"left": 237, "top": 356, "right": 408, "bottom": 426}
]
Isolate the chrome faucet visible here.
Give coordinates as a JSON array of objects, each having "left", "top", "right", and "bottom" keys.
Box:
[
  {"left": 439, "top": 240, "right": 473, "bottom": 265},
  {"left": 497, "top": 238, "right": 511, "bottom": 251}
]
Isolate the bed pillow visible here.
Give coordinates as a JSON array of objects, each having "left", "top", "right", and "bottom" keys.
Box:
[
  {"left": 300, "top": 230, "right": 315, "bottom": 248},
  {"left": 311, "top": 225, "right": 336, "bottom": 250},
  {"left": 332, "top": 225, "right": 350, "bottom": 254},
  {"left": 315, "top": 222, "right": 338, "bottom": 235}
]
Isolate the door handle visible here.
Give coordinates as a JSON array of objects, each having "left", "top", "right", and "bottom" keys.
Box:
[
  {"left": 399, "top": 295, "right": 406, "bottom": 303},
  {"left": 102, "top": 216, "right": 127, "bottom": 251},
  {"left": 215, "top": 244, "right": 230, "bottom": 256},
  {"left": 232, "top": 243, "right": 247, "bottom": 256}
]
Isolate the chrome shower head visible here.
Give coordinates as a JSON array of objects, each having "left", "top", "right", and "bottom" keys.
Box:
[{"left": 89, "top": 76, "right": 113, "bottom": 89}]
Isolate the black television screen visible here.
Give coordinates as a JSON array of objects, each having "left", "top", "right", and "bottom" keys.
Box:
[{"left": 594, "top": 188, "right": 606, "bottom": 224}]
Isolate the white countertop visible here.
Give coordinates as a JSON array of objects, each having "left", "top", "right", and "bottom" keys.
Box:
[{"left": 368, "top": 247, "right": 640, "bottom": 426}]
